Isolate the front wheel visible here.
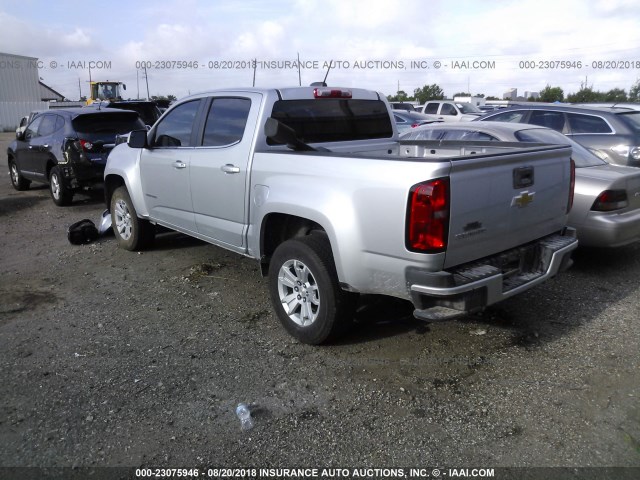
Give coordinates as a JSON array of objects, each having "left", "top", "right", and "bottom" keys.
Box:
[
  {"left": 110, "top": 186, "right": 155, "bottom": 251},
  {"left": 49, "top": 166, "right": 73, "bottom": 206},
  {"left": 268, "top": 234, "right": 357, "bottom": 344}
]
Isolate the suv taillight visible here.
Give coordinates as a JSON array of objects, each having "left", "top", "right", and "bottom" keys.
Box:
[
  {"left": 406, "top": 178, "right": 449, "bottom": 253},
  {"left": 591, "top": 189, "right": 628, "bottom": 211},
  {"left": 79, "top": 139, "right": 95, "bottom": 152},
  {"left": 567, "top": 158, "right": 575, "bottom": 213}
]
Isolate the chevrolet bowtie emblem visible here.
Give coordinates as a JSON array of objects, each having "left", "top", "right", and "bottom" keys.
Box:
[{"left": 512, "top": 190, "right": 535, "bottom": 208}]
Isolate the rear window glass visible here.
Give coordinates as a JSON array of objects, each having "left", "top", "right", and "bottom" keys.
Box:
[
  {"left": 617, "top": 111, "right": 640, "bottom": 132},
  {"left": 73, "top": 112, "right": 145, "bottom": 136},
  {"left": 514, "top": 128, "right": 605, "bottom": 167},
  {"left": 567, "top": 113, "right": 612, "bottom": 134},
  {"left": 108, "top": 103, "right": 160, "bottom": 125},
  {"left": 269, "top": 99, "right": 393, "bottom": 144}
]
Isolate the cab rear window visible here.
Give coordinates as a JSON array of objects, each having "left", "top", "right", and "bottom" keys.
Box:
[{"left": 268, "top": 99, "right": 393, "bottom": 144}]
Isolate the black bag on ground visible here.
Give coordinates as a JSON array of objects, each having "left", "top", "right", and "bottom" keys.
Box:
[{"left": 67, "top": 219, "right": 99, "bottom": 245}]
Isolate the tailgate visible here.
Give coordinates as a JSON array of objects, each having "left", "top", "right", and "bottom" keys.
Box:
[{"left": 445, "top": 144, "right": 572, "bottom": 268}]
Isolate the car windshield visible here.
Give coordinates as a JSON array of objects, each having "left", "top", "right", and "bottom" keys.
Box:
[
  {"left": 457, "top": 103, "right": 482, "bottom": 114},
  {"left": 514, "top": 128, "right": 606, "bottom": 167},
  {"left": 617, "top": 111, "right": 640, "bottom": 133}
]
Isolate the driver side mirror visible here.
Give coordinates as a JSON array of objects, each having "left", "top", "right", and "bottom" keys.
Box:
[
  {"left": 16, "top": 130, "right": 25, "bottom": 141},
  {"left": 128, "top": 129, "right": 149, "bottom": 149}
]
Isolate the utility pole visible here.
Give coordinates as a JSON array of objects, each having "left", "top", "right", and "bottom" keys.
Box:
[
  {"left": 144, "top": 65, "right": 150, "bottom": 100},
  {"left": 297, "top": 52, "right": 301, "bottom": 86},
  {"left": 78, "top": 78, "right": 82, "bottom": 100},
  {"left": 252, "top": 58, "right": 257, "bottom": 87},
  {"left": 137, "top": 69, "right": 140, "bottom": 100}
]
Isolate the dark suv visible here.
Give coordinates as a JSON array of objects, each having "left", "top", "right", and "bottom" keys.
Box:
[
  {"left": 8, "top": 109, "right": 145, "bottom": 205},
  {"left": 84, "top": 100, "right": 162, "bottom": 127},
  {"left": 476, "top": 104, "right": 640, "bottom": 167}
]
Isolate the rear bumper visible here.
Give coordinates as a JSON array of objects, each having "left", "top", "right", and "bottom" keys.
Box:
[
  {"left": 409, "top": 229, "right": 578, "bottom": 320},
  {"left": 576, "top": 210, "right": 640, "bottom": 248}
]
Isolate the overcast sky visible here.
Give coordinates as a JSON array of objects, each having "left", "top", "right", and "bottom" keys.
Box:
[{"left": 1, "top": 0, "right": 639, "bottom": 101}]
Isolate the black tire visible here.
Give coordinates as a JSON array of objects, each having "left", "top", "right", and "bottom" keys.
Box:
[
  {"left": 49, "top": 166, "right": 73, "bottom": 206},
  {"left": 268, "top": 234, "right": 357, "bottom": 344},
  {"left": 9, "top": 159, "right": 31, "bottom": 191},
  {"left": 110, "top": 186, "right": 155, "bottom": 251}
]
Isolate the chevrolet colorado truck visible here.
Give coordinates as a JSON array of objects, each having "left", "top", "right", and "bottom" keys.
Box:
[{"left": 104, "top": 86, "right": 578, "bottom": 344}]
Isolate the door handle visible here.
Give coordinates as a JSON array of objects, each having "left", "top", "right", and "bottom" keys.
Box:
[
  {"left": 221, "top": 164, "right": 240, "bottom": 174},
  {"left": 173, "top": 161, "right": 187, "bottom": 169}
]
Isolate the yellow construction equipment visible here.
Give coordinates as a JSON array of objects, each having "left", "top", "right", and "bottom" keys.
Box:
[{"left": 86, "top": 81, "right": 126, "bottom": 105}]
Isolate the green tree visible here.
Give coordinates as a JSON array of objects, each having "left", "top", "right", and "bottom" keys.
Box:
[
  {"left": 604, "top": 88, "right": 628, "bottom": 102},
  {"left": 629, "top": 80, "right": 640, "bottom": 102},
  {"left": 566, "top": 87, "right": 606, "bottom": 103},
  {"left": 388, "top": 90, "right": 410, "bottom": 102},
  {"left": 414, "top": 84, "right": 445, "bottom": 104},
  {"left": 453, "top": 92, "right": 471, "bottom": 98},
  {"left": 539, "top": 85, "right": 564, "bottom": 102},
  {"left": 485, "top": 96, "right": 499, "bottom": 101}
]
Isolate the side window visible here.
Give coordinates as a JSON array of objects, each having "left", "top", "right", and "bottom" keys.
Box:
[
  {"left": 25, "top": 115, "right": 43, "bottom": 140},
  {"left": 202, "top": 98, "right": 251, "bottom": 147},
  {"left": 55, "top": 115, "right": 65, "bottom": 132},
  {"left": 152, "top": 100, "right": 200, "bottom": 147},
  {"left": 484, "top": 110, "right": 526, "bottom": 123},
  {"left": 567, "top": 113, "right": 612, "bottom": 134},
  {"left": 394, "top": 114, "right": 407, "bottom": 124},
  {"left": 37, "top": 115, "right": 58, "bottom": 137},
  {"left": 424, "top": 103, "right": 439, "bottom": 114},
  {"left": 528, "top": 111, "right": 566, "bottom": 132},
  {"left": 440, "top": 103, "right": 457, "bottom": 116}
]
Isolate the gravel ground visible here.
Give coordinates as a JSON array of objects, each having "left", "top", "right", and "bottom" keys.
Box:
[{"left": 1, "top": 132, "right": 639, "bottom": 478}]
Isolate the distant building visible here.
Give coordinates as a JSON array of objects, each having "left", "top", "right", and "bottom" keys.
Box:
[
  {"left": 39, "top": 81, "right": 65, "bottom": 102},
  {"left": 503, "top": 88, "right": 518, "bottom": 100},
  {"left": 0, "top": 52, "right": 49, "bottom": 131},
  {"left": 525, "top": 91, "right": 540, "bottom": 100}
]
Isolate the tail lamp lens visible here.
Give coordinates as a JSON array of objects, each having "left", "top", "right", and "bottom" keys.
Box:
[
  {"left": 591, "top": 189, "right": 628, "bottom": 211},
  {"left": 406, "top": 178, "right": 449, "bottom": 252},
  {"left": 80, "top": 139, "right": 94, "bottom": 152}
]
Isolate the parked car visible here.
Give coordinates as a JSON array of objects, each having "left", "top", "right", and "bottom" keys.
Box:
[
  {"left": 390, "top": 102, "right": 417, "bottom": 111},
  {"left": 401, "top": 122, "right": 640, "bottom": 248},
  {"left": 84, "top": 100, "right": 162, "bottom": 127},
  {"left": 15, "top": 110, "right": 44, "bottom": 135},
  {"left": 393, "top": 110, "right": 440, "bottom": 132},
  {"left": 416, "top": 100, "right": 483, "bottom": 121},
  {"left": 8, "top": 108, "right": 146, "bottom": 206},
  {"left": 476, "top": 103, "right": 640, "bottom": 167}
]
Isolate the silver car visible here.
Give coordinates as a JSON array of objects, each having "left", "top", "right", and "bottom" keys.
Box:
[{"left": 401, "top": 122, "right": 640, "bottom": 248}]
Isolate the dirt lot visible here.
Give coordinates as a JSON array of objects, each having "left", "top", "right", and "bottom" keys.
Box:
[{"left": 1, "top": 131, "right": 639, "bottom": 477}]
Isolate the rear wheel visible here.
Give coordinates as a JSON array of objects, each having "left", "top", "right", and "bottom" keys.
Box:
[
  {"left": 9, "top": 159, "right": 31, "bottom": 191},
  {"left": 268, "top": 234, "right": 357, "bottom": 344},
  {"left": 110, "top": 186, "right": 155, "bottom": 251},
  {"left": 49, "top": 166, "right": 73, "bottom": 206}
]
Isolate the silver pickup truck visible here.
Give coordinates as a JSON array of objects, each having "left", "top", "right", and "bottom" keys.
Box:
[{"left": 104, "top": 86, "right": 578, "bottom": 344}]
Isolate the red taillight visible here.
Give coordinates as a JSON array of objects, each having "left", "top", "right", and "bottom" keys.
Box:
[
  {"left": 80, "top": 139, "right": 94, "bottom": 152},
  {"left": 567, "top": 158, "right": 575, "bottom": 213},
  {"left": 591, "top": 189, "right": 628, "bottom": 211},
  {"left": 411, "top": 123, "right": 420, "bottom": 128},
  {"left": 313, "top": 88, "right": 352, "bottom": 98},
  {"left": 406, "top": 178, "right": 450, "bottom": 252}
]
